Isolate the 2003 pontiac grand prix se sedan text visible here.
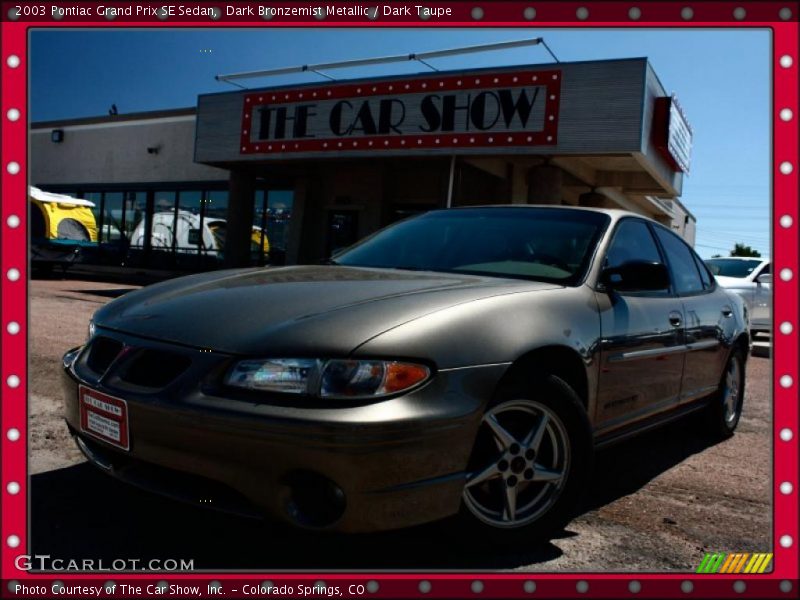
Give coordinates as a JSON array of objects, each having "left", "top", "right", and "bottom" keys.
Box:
[{"left": 62, "top": 206, "right": 749, "bottom": 542}]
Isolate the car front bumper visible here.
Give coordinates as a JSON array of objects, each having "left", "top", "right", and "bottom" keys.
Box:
[{"left": 62, "top": 335, "right": 507, "bottom": 533}]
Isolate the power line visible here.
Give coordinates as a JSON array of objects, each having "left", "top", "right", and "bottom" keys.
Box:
[
  {"left": 695, "top": 243, "right": 734, "bottom": 252},
  {"left": 700, "top": 231, "right": 770, "bottom": 239},
  {"left": 691, "top": 208, "right": 772, "bottom": 212},
  {"left": 696, "top": 235, "right": 770, "bottom": 245},
  {"left": 698, "top": 237, "right": 770, "bottom": 246},
  {"left": 699, "top": 237, "right": 770, "bottom": 243},
  {"left": 699, "top": 227, "right": 771, "bottom": 234},
  {"left": 692, "top": 198, "right": 769, "bottom": 207},
  {"left": 698, "top": 228, "right": 769, "bottom": 235}
]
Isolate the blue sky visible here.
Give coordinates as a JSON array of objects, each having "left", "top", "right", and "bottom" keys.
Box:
[{"left": 30, "top": 28, "right": 771, "bottom": 258}]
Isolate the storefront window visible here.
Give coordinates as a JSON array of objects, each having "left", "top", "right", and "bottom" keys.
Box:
[
  {"left": 250, "top": 190, "right": 293, "bottom": 266},
  {"left": 29, "top": 185, "right": 251, "bottom": 270},
  {"left": 204, "top": 190, "right": 228, "bottom": 221},
  {"left": 150, "top": 190, "right": 177, "bottom": 251},
  {"left": 124, "top": 191, "right": 146, "bottom": 244},
  {"left": 101, "top": 192, "right": 124, "bottom": 244},
  {"left": 176, "top": 190, "right": 203, "bottom": 253},
  {"left": 82, "top": 192, "right": 103, "bottom": 242},
  {"left": 204, "top": 190, "right": 228, "bottom": 260},
  {"left": 267, "top": 190, "right": 294, "bottom": 265},
  {"left": 177, "top": 190, "right": 202, "bottom": 215},
  {"left": 251, "top": 191, "right": 267, "bottom": 266},
  {"left": 267, "top": 190, "right": 293, "bottom": 254}
]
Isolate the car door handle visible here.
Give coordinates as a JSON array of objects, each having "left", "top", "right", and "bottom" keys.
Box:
[
  {"left": 669, "top": 312, "right": 682, "bottom": 328},
  {"left": 722, "top": 306, "right": 733, "bottom": 318}
]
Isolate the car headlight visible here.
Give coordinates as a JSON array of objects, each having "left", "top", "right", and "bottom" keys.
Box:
[
  {"left": 225, "top": 358, "right": 431, "bottom": 399},
  {"left": 226, "top": 358, "right": 321, "bottom": 395},
  {"left": 319, "top": 360, "right": 431, "bottom": 398}
]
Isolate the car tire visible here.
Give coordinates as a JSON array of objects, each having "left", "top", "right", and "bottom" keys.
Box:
[
  {"left": 457, "top": 374, "right": 592, "bottom": 544},
  {"left": 705, "top": 348, "right": 746, "bottom": 438}
]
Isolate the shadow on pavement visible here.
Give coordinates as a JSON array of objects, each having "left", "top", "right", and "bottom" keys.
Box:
[
  {"left": 31, "top": 463, "right": 562, "bottom": 570},
  {"left": 585, "top": 413, "right": 718, "bottom": 513},
  {"left": 31, "top": 415, "right": 717, "bottom": 571},
  {"left": 67, "top": 288, "right": 135, "bottom": 299}
]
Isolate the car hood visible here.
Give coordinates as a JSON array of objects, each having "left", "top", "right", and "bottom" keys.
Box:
[{"left": 94, "top": 265, "right": 558, "bottom": 355}]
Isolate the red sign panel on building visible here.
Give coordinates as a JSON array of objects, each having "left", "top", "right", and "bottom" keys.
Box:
[
  {"left": 652, "top": 95, "right": 693, "bottom": 174},
  {"left": 239, "top": 69, "right": 562, "bottom": 155}
]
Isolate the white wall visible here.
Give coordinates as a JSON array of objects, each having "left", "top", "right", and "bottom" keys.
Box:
[
  {"left": 661, "top": 198, "right": 697, "bottom": 245},
  {"left": 31, "top": 115, "right": 229, "bottom": 186}
]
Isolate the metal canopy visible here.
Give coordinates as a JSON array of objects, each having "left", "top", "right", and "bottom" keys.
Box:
[{"left": 215, "top": 37, "right": 559, "bottom": 87}]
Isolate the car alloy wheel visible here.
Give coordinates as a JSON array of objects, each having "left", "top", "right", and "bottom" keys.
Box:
[
  {"left": 462, "top": 399, "right": 571, "bottom": 529},
  {"left": 722, "top": 355, "right": 741, "bottom": 426},
  {"left": 705, "top": 348, "right": 746, "bottom": 438}
]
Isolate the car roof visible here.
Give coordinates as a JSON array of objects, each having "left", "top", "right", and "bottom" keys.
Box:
[{"left": 29, "top": 186, "right": 96, "bottom": 208}]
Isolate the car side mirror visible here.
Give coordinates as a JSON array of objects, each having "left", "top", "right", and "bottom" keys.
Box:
[
  {"left": 756, "top": 273, "right": 772, "bottom": 285},
  {"left": 600, "top": 261, "right": 671, "bottom": 292}
]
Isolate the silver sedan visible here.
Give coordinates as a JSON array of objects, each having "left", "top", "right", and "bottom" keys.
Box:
[{"left": 705, "top": 257, "right": 771, "bottom": 334}]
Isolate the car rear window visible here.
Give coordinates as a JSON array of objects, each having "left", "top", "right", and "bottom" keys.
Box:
[{"left": 705, "top": 258, "right": 763, "bottom": 278}]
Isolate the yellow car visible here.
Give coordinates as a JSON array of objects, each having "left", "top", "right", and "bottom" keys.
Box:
[
  {"left": 29, "top": 186, "right": 98, "bottom": 269},
  {"left": 251, "top": 225, "right": 271, "bottom": 259},
  {"left": 207, "top": 218, "right": 270, "bottom": 262},
  {"left": 30, "top": 186, "right": 98, "bottom": 242}
]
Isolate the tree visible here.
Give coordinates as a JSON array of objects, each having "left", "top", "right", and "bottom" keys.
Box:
[{"left": 730, "top": 243, "right": 761, "bottom": 258}]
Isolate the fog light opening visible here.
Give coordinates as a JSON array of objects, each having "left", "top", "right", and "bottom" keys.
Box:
[{"left": 284, "top": 470, "right": 346, "bottom": 528}]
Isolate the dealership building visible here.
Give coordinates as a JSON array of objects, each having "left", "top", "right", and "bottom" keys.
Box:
[{"left": 30, "top": 56, "right": 696, "bottom": 272}]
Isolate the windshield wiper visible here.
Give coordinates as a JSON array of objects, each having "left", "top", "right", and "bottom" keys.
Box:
[{"left": 320, "top": 258, "right": 340, "bottom": 265}]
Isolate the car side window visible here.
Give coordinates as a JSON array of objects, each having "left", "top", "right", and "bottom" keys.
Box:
[
  {"left": 758, "top": 263, "right": 770, "bottom": 276},
  {"left": 653, "top": 227, "right": 705, "bottom": 295},
  {"left": 692, "top": 252, "right": 713, "bottom": 289},
  {"left": 604, "top": 219, "right": 663, "bottom": 269},
  {"left": 602, "top": 219, "right": 670, "bottom": 295}
]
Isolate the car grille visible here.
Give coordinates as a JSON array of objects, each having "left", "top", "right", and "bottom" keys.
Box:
[
  {"left": 80, "top": 335, "right": 194, "bottom": 390},
  {"left": 85, "top": 336, "right": 124, "bottom": 375},
  {"left": 118, "top": 349, "right": 192, "bottom": 388}
]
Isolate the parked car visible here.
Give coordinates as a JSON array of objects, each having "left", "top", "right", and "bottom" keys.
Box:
[
  {"left": 29, "top": 186, "right": 98, "bottom": 269},
  {"left": 129, "top": 211, "right": 269, "bottom": 262},
  {"left": 62, "top": 206, "right": 749, "bottom": 541},
  {"left": 705, "top": 257, "right": 771, "bottom": 334}
]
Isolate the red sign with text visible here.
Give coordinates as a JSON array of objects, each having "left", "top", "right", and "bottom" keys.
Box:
[{"left": 239, "top": 69, "right": 562, "bottom": 155}]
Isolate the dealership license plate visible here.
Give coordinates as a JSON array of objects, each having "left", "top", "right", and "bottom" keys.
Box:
[{"left": 78, "top": 385, "right": 130, "bottom": 451}]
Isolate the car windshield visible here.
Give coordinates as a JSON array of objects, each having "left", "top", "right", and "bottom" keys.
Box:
[
  {"left": 333, "top": 207, "right": 610, "bottom": 284},
  {"left": 705, "top": 258, "right": 763, "bottom": 278}
]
